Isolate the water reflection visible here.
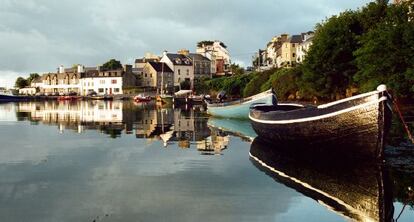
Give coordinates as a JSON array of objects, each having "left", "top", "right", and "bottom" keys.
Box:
[
  {"left": 250, "top": 137, "right": 394, "bottom": 222},
  {"left": 13, "top": 101, "right": 241, "bottom": 154},
  {"left": 3, "top": 101, "right": 414, "bottom": 221}
]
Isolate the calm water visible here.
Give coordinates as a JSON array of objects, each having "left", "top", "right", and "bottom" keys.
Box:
[{"left": 0, "top": 100, "right": 413, "bottom": 222}]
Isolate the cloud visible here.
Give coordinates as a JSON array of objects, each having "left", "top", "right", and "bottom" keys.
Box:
[{"left": 0, "top": 0, "right": 371, "bottom": 85}]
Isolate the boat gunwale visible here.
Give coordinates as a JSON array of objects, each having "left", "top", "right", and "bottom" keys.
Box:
[
  {"left": 206, "top": 89, "right": 273, "bottom": 108},
  {"left": 249, "top": 96, "right": 387, "bottom": 124}
]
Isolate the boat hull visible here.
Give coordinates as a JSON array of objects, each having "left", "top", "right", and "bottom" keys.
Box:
[
  {"left": 0, "top": 94, "right": 29, "bottom": 102},
  {"left": 249, "top": 138, "right": 394, "bottom": 222},
  {"left": 249, "top": 90, "right": 392, "bottom": 159},
  {"left": 207, "top": 91, "right": 275, "bottom": 119}
]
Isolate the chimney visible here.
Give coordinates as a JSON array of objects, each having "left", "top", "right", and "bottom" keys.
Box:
[
  {"left": 59, "top": 65, "right": 64, "bottom": 74},
  {"left": 77, "top": 65, "right": 84, "bottom": 73},
  {"left": 163, "top": 50, "right": 168, "bottom": 57},
  {"left": 177, "top": 49, "right": 189, "bottom": 56}
]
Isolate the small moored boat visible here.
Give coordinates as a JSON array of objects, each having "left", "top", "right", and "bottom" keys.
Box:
[
  {"left": 249, "top": 85, "right": 392, "bottom": 159},
  {"left": 206, "top": 89, "right": 277, "bottom": 119},
  {"left": 134, "top": 94, "right": 152, "bottom": 102},
  {"left": 0, "top": 88, "right": 29, "bottom": 102}
]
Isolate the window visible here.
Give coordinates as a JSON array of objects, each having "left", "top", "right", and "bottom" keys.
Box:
[
  {"left": 178, "top": 69, "right": 181, "bottom": 75},
  {"left": 186, "top": 69, "right": 189, "bottom": 75},
  {"left": 100, "top": 80, "right": 105, "bottom": 84},
  {"left": 292, "top": 43, "right": 295, "bottom": 47},
  {"left": 114, "top": 88, "right": 120, "bottom": 93},
  {"left": 111, "top": 79, "right": 117, "bottom": 84},
  {"left": 145, "top": 73, "right": 147, "bottom": 77},
  {"left": 292, "top": 53, "right": 296, "bottom": 57},
  {"left": 98, "top": 88, "right": 104, "bottom": 93}
]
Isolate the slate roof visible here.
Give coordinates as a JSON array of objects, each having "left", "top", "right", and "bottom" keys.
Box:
[
  {"left": 165, "top": 53, "right": 193, "bottom": 66},
  {"left": 289, "top": 35, "right": 303, "bottom": 44},
  {"left": 148, "top": 62, "right": 173, "bottom": 73},
  {"left": 188, "top": 53, "right": 211, "bottom": 62},
  {"left": 135, "top": 58, "right": 159, "bottom": 63}
]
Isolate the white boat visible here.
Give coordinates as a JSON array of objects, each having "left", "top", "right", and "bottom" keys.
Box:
[{"left": 206, "top": 89, "right": 276, "bottom": 119}]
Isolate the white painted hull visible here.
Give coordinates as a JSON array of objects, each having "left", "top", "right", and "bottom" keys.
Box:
[{"left": 207, "top": 91, "right": 275, "bottom": 119}]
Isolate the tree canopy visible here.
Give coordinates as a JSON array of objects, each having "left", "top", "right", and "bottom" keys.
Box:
[
  {"left": 15, "top": 77, "right": 28, "bottom": 88},
  {"left": 102, "top": 59, "right": 122, "bottom": 70}
]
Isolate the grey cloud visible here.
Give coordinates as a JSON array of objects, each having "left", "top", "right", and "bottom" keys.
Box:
[{"left": 0, "top": 0, "right": 371, "bottom": 87}]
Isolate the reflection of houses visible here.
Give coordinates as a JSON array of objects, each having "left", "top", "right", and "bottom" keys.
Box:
[
  {"left": 197, "top": 129, "right": 230, "bottom": 155},
  {"left": 16, "top": 101, "right": 125, "bottom": 134},
  {"left": 134, "top": 109, "right": 174, "bottom": 138}
]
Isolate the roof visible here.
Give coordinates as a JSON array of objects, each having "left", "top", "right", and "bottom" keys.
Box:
[
  {"left": 148, "top": 62, "right": 173, "bottom": 73},
  {"left": 132, "top": 67, "right": 143, "bottom": 74},
  {"left": 289, "top": 35, "right": 303, "bottom": 43},
  {"left": 135, "top": 58, "right": 159, "bottom": 63},
  {"left": 165, "top": 53, "right": 193, "bottom": 66},
  {"left": 31, "top": 77, "right": 42, "bottom": 83},
  {"left": 188, "top": 53, "right": 211, "bottom": 62},
  {"left": 83, "top": 70, "right": 99, "bottom": 78}
]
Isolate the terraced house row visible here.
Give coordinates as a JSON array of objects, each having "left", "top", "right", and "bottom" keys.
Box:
[{"left": 20, "top": 40, "right": 232, "bottom": 95}]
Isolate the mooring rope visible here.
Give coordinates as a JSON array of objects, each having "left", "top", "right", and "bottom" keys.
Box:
[{"left": 389, "top": 92, "right": 414, "bottom": 144}]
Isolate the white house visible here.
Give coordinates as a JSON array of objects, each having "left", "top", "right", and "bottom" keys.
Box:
[
  {"left": 196, "top": 40, "right": 231, "bottom": 75},
  {"left": 296, "top": 32, "right": 314, "bottom": 64},
  {"left": 160, "top": 51, "right": 194, "bottom": 89},
  {"left": 80, "top": 65, "right": 136, "bottom": 96}
]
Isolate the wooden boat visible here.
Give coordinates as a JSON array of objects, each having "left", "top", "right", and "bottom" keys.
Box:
[
  {"left": 249, "top": 138, "right": 394, "bottom": 222},
  {"left": 134, "top": 94, "right": 152, "bottom": 102},
  {"left": 206, "top": 89, "right": 277, "bottom": 119},
  {"left": 249, "top": 85, "right": 392, "bottom": 159}
]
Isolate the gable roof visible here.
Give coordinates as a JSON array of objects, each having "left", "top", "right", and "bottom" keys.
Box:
[
  {"left": 188, "top": 53, "right": 211, "bottom": 62},
  {"left": 165, "top": 53, "right": 193, "bottom": 66},
  {"left": 148, "top": 62, "right": 173, "bottom": 73}
]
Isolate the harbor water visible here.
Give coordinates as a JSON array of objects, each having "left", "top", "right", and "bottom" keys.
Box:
[{"left": 0, "top": 100, "right": 413, "bottom": 222}]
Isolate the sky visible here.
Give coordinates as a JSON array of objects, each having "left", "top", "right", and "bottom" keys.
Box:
[{"left": 0, "top": 0, "right": 372, "bottom": 88}]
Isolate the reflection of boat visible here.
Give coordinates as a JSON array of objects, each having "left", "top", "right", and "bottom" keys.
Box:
[
  {"left": 0, "top": 88, "right": 28, "bottom": 102},
  {"left": 206, "top": 89, "right": 276, "bottom": 119},
  {"left": 134, "top": 94, "right": 152, "bottom": 102},
  {"left": 249, "top": 85, "right": 392, "bottom": 159},
  {"left": 88, "top": 95, "right": 114, "bottom": 100},
  {"left": 249, "top": 138, "right": 394, "bottom": 222},
  {"left": 207, "top": 117, "right": 257, "bottom": 140}
]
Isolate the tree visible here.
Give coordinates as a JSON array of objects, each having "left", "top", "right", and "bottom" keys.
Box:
[
  {"left": 354, "top": 2, "right": 414, "bottom": 97},
  {"left": 230, "top": 63, "right": 245, "bottom": 75},
  {"left": 180, "top": 79, "right": 191, "bottom": 90},
  {"left": 27, "top": 73, "right": 40, "bottom": 84},
  {"left": 102, "top": 59, "right": 122, "bottom": 70},
  {"left": 302, "top": 10, "right": 362, "bottom": 98},
  {"left": 15, "top": 77, "right": 28, "bottom": 88}
]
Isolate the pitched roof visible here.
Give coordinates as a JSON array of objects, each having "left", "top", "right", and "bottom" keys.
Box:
[
  {"left": 165, "top": 53, "right": 193, "bottom": 66},
  {"left": 148, "top": 62, "right": 173, "bottom": 73},
  {"left": 289, "top": 35, "right": 303, "bottom": 43},
  {"left": 188, "top": 53, "right": 211, "bottom": 62},
  {"left": 31, "top": 77, "right": 42, "bottom": 83},
  {"left": 82, "top": 70, "right": 99, "bottom": 78},
  {"left": 135, "top": 58, "right": 159, "bottom": 63}
]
